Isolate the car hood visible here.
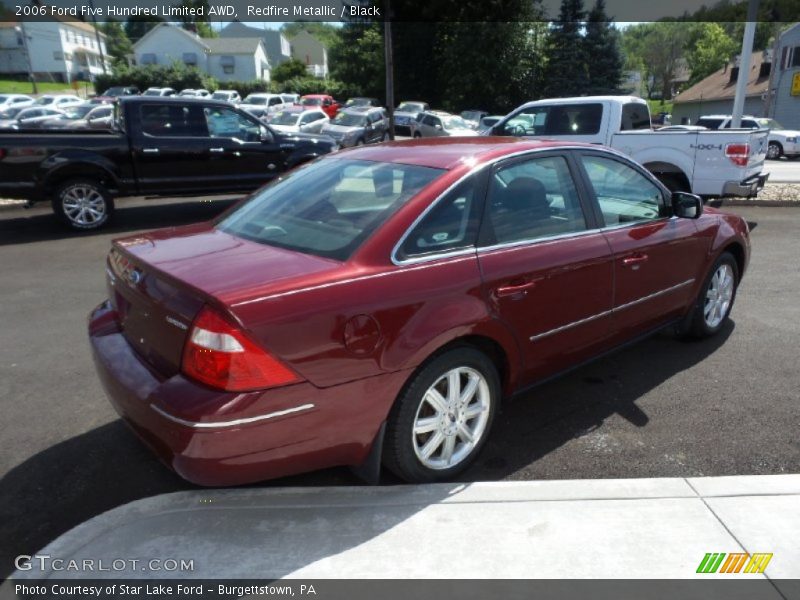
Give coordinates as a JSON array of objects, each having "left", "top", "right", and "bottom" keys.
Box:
[
  {"left": 446, "top": 129, "right": 479, "bottom": 137},
  {"left": 271, "top": 124, "right": 300, "bottom": 133},
  {"left": 275, "top": 130, "right": 336, "bottom": 145},
  {"left": 393, "top": 111, "right": 418, "bottom": 119},
  {"left": 771, "top": 130, "right": 800, "bottom": 138},
  {"left": 323, "top": 124, "right": 361, "bottom": 134},
  {"left": 114, "top": 224, "right": 343, "bottom": 306}
]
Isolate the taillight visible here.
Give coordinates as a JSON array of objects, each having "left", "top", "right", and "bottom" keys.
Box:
[
  {"left": 181, "top": 306, "right": 300, "bottom": 392},
  {"left": 725, "top": 143, "right": 750, "bottom": 167}
]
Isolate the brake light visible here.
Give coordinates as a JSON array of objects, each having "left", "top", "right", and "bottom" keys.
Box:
[
  {"left": 181, "top": 306, "right": 300, "bottom": 392},
  {"left": 725, "top": 143, "right": 750, "bottom": 167}
]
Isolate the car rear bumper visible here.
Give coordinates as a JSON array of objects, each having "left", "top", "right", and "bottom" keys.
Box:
[
  {"left": 88, "top": 301, "right": 410, "bottom": 486},
  {"left": 722, "top": 172, "right": 769, "bottom": 198}
]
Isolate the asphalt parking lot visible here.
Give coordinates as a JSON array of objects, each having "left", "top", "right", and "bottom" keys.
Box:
[{"left": 1, "top": 198, "right": 798, "bottom": 577}]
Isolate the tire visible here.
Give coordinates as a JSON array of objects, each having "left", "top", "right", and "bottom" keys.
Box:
[
  {"left": 657, "top": 173, "right": 690, "bottom": 193},
  {"left": 355, "top": 138, "right": 365, "bottom": 146},
  {"left": 383, "top": 347, "right": 499, "bottom": 482},
  {"left": 686, "top": 252, "right": 739, "bottom": 338},
  {"left": 413, "top": 132, "right": 422, "bottom": 138},
  {"left": 381, "top": 132, "right": 389, "bottom": 142},
  {"left": 767, "top": 142, "right": 783, "bottom": 160},
  {"left": 52, "top": 178, "right": 113, "bottom": 231}
]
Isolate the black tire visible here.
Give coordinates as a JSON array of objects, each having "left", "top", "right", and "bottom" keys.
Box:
[
  {"left": 355, "top": 138, "right": 365, "bottom": 146},
  {"left": 657, "top": 173, "right": 690, "bottom": 193},
  {"left": 52, "top": 178, "right": 114, "bottom": 231},
  {"left": 381, "top": 132, "right": 389, "bottom": 142},
  {"left": 413, "top": 132, "right": 422, "bottom": 138},
  {"left": 767, "top": 142, "right": 783, "bottom": 160},
  {"left": 686, "top": 252, "right": 739, "bottom": 338},
  {"left": 383, "top": 347, "right": 500, "bottom": 482}
]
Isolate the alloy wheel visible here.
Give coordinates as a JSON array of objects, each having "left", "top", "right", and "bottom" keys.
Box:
[
  {"left": 61, "top": 185, "right": 107, "bottom": 227},
  {"left": 704, "top": 263, "right": 734, "bottom": 328},
  {"left": 412, "top": 367, "right": 491, "bottom": 470}
]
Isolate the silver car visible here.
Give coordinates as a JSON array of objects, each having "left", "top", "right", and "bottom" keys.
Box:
[
  {"left": 267, "top": 107, "right": 329, "bottom": 134},
  {"left": 393, "top": 101, "right": 429, "bottom": 136},
  {"left": 320, "top": 107, "right": 389, "bottom": 147},
  {"left": 413, "top": 112, "right": 479, "bottom": 138},
  {"left": 0, "top": 106, "right": 64, "bottom": 129}
]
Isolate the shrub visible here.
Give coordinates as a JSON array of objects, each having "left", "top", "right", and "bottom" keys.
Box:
[{"left": 95, "top": 63, "right": 217, "bottom": 94}]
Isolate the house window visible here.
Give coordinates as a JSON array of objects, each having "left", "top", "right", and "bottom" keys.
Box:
[
  {"left": 183, "top": 52, "right": 197, "bottom": 66},
  {"left": 220, "top": 55, "right": 235, "bottom": 74},
  {"left": 791, "top": 46, "right": 800, "bottom": 68},
  {"left": 141, "top": 53, "right": 157, "bottom": 65}
]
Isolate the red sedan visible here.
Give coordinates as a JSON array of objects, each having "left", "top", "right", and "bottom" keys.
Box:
[
  {"left": 89, "top": 138, "right": 750, "bottom": 486},
  {"left": 300, "top": 94, "right": 340, "bottom": 119}
]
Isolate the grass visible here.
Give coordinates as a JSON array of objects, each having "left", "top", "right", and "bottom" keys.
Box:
[
  {"left": 647, "top": 99, "right": 674, "bottom": 116},
  {"left": 0, "top": 78, "right": 95, "bottom": 96}
]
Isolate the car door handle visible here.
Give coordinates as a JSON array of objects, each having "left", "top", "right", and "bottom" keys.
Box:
[
  {"left": 209, "top": 147, "right": 225, "bottom": 153},
  {"left": 496, "top": 278, "right": 540, "bottom": 298},
  {"left": 142, "top": 148, "right": 159, "bottom": 154},
  {"left": 622, "top": 253, "right": 649, "bottom": 268}
]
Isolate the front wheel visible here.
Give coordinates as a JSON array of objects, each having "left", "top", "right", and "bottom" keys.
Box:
[
  {"left": 687, "top": 252, "right": 739, "bottom": 338},
  {"left": 52, "top": 178, "right": 114, "bottom": 231},
  {"left": 383, "top": 347, "right": 499, "bottom": 482},
  {"left": 767, "top": 142, "right": 783, "bottom": 160}
]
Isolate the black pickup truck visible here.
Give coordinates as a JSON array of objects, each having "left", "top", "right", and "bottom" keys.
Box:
[{"left": 0, "top": 97, "right": 337, "bottom": 230}]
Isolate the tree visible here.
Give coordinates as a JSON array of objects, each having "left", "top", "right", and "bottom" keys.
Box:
[
  {"left": 622, "top": 22, "right": 689, "bottom": 100},
  {"left": 582, "top": 0, "right": 623, "bottom": 95},
  {"left": 272, "top": 59, "right": 310, "bottom": 85},
  {"left": 177, "top": 0, "right": 216, "bottom": 38},
  {"left": 542, "top": 0, "right": 587, "bottom": 98},
  {"left": 685, "top": 23, "right": 738, "bottom": 85},
  {"left": 124, "top": 15, "right": 163, "bottom": 43},
  {"left": 329, "top": 23, "right": 385, "bottom": 100},
  {"left": 100, "top": 19, "right": 133, "bottom": 70}
]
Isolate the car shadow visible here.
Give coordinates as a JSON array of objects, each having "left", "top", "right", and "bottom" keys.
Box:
[
  {"left": 0, "top": 197, "right": 240, "bottom": 247},
  {"left": 0, "top": 322, "right": 733, "bottom": 579}
]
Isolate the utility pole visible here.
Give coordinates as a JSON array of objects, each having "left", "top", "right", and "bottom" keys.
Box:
[
  {"left": 384, "top": 0, "right": 395, "bottom": 140},
  {"left": 16, "top": 23, "right": 38, "bottom": 94},
  {"left": 88, "top": 0, "right": 107, "bottom": 74},
  {"left": 731, "top": 0, "right": 759, "bottom": 128}
]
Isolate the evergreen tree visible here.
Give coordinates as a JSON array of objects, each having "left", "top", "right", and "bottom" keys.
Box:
[
  {"left": 124, "top": 16, "right": 163, "bottom": 44},
  {"left": 582, "top": 0, "right": 623, "bottom": 95},
  {"left": 100, "top": 19, "right": 133, "bottom": 70},
  {"left": 542, "top": 0, "right": 587, "bottom": 98},
  {"left": 329, "top": 22, "right": 385, "bottom": 100}
]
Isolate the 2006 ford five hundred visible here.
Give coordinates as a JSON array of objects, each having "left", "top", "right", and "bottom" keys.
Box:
[{"left": 89, "top": 137, "right": 750, "bottom": 486}]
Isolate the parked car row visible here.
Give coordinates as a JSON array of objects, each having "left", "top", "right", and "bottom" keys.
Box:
[{"left": 0, "top": 100, "right": 114, "bottom": 131}]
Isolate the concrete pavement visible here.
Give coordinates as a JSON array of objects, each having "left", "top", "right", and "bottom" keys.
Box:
[
  {"left": 9, "top": 474, "right": 799, "bottom": 582},
  {"left": 765, "top": 159, "right": 800, "bottom": 183}
]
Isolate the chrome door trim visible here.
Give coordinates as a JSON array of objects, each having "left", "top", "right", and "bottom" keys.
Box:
[
  {"left": 529, "top": 278, "right": 695, "bottom": 342},
  {"left": 150, "top": 403, "right": 315, "bottom": 429}
]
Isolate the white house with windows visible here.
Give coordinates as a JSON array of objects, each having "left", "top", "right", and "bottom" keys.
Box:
[
  {"left": 289, "top": 30, "right": 329, "bottom": 79},
  {"left": 132, "top": 24, "right": 270, "bottom": 82},
  {"left": 0, "top": 18, "right": 109, "bottom": 82}
]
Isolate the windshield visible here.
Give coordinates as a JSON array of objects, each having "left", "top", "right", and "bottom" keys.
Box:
[
  {"left": 461, "top": 111, "right": 482, "bottom": 122},
  {"left": 270, "top": 111, "right": 301, "bottom": 126},
  {"left": 211, "top": 92, "right": 230, "bottom": 100},
  {"left": 757, "top": 118, "right": 784, "bottom": 129},
  {"left": 244, "top": 95, "right": 268, "bottom": 105},
  {"left": 301, "top": 97, "right": 322, "bottom": 106},
  {"left": 63, "top": 105, "right": 93, "bottom": 119},
  {"left": 103, "top": 87, "right": 125, "bottom": 96},
  {"left": 346, "top": 98, "right": 372, "bottom": 107},
  {"left": 443, "top": 116, "right": 470, "bottom": 130},
  {"left": 0, "top": 96, "right": 7, "bottom": 103},
  {"left": 218, "top": 159, "right": 443, "bottom": 260},
  {"left": 35, "top": 97, "right": 54, "bottom": 105},
  {"left": 144, "top": 89, "right": 163, "bottom": 96},
  {"left": 397, "top": 102, "right": 424, "bottom": 113},
  {"left": 0, "top": 107, "right": 24, "bottom": 119},
  {"left": 332, "top": 112, "right": 368, "bottom": 127}
]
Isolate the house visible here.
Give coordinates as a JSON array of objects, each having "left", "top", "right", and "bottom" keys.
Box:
[
  {"left": 132, "top": 23, "right": 270, "bottom": 82},
  {"left": 219, "top": 22, "right": 291, "bottom": 67},
  {"left": 672, "top": 51, "right": 771, "bottom": 125},
  {"left": 672, "top": 23, "right": 800, "bottom": 129},
  {"left": 289, "top": 30, "right": 329, "bottom": 79},
  {"left": 0, "top": 18, "right": 109, "bottom": 83}
]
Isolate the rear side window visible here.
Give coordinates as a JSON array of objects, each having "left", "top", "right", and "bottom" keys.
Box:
[
  {"left": 580, "top": 155, "right": 665, "bottom": 225},
  {"left": 696, "top": 117, "right": 724, "bottom": 130},
  {"left": 204, "top": 107, "right": 260, "bottom": 141},
  {"left": 141, "top": 104, "right": 207, "bottom": 137},
  {"left": 620, "top": 103, "right": 651, "bottom": 130},
  {"left": 218, "top": 159, "right": 444, "bottom": 260},
  {"left": 499, "top": 103, "right": 603, "bottom": 136},
  {"left": 398, "top": 177, "right": 481, "bottom": 260},
  {"left": 486, "top": 156, "right": 587, "bottom": 244}
]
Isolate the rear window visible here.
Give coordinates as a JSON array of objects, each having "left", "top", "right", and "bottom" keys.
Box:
[
  {"left": 500, "top": 103, "right": 603, "bottom": 136},
  {"left": 218, "top": 159, "right": 444, "bottom": 260},
  {"left": 696, "top": 118, "right": 725, "bottom": 130}
]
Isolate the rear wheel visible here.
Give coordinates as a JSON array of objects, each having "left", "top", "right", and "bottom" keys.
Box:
[
  {"left": 413, "top": 132, "right": 422, "bottom": 138},
  {"left": 383, "top": 347, "right": 499, "bottom": 482},
  {"left": 767, "top": 142, "right": 783, "bottom": 160},
  {"left": 687, "top": 252, "right": 739, "bottom": 338},
  {"left": 52, "top": 178, "right": 114, "bottom": 231},
  {"left": 355, "top": 138, "right": 365, "bottom": 146}
]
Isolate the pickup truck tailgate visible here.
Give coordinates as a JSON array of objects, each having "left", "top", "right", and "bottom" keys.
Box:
[{"left": 693, "top": 128, "right": 769, "bottom": 197}]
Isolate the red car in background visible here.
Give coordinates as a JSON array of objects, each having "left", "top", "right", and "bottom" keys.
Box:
[
  {"left": 300, "top": 94, "right": 340, "bottom": 119},
  {"left": 89, "top": 138, "right": 750, "bottom": 486}
]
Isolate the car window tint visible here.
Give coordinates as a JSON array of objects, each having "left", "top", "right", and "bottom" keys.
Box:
[
  {"left": 219, "top": 159, "right": 444, "bottom": 260},
  {"left": 399, "top": 177, "right": 480, "bottom": 260},
  {"left": 204, "top": 107, "right": 260, "bottom": 141},
  {"left": 141, "top": 104, "right": 207, "bottom": 137},
  {"left": 487, "top": 156, "right": 587, "bottom": 244},
  {"left": 581, "top": 155, "right": 664, "bottom": 226},
  {"left": 500, "top": 103, "right": 602, "bottom": 136},
  {"left": 621, "top": 103, "right": 651, "bottom": 130}
]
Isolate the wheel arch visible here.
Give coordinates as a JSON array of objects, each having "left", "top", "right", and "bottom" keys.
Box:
[{"left": 42, "top": 162, "right": 119, "bottom": 198}]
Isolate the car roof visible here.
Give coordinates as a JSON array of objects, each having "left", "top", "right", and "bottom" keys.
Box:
[
  {"left": 335, "top": 137, "right": 598, "bottom": 170},
  {"left": 118, "top": 96, "right": 232, "bottom": 108}
]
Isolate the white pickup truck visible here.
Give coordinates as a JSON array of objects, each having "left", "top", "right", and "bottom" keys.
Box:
[{"left": 487, "top": 96, "right": 769, "bottom": 198}]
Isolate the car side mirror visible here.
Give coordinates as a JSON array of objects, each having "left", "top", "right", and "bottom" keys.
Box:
[
  {"left": 672, "top": 191, "right": 703, "bottom": 219},
  {"left": 435, "top": 124, "right": 442, "bottom": 130},
  {"left": 260, "top": 126, "right": 272, "bottom": 143}
]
